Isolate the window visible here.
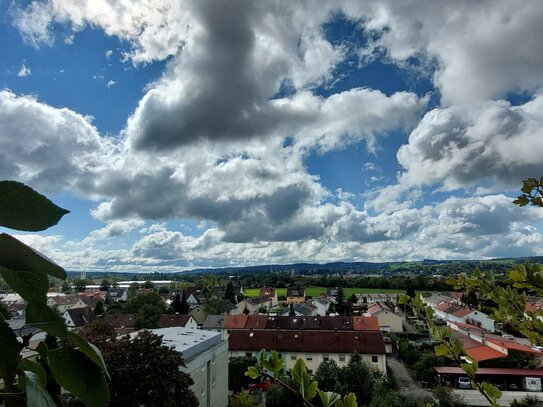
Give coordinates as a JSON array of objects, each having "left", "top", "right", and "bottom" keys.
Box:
[
  {"left": 291, "top": 355, "right": 297, "bottom": 361},
  {"left": 246, "top": 352, "right": 252, "bottom": 357},
  {"left": 371, "top": 355, "right": 378, "bottom": 363},
  {"left": 339, "top": 355, "right": 346, "bottom": 362},
  {"left": 306, "top": 356, "right": 312, "bottom": 361},
  {"left": 323, "top": 354, "right": 329, "bottom": 361}
]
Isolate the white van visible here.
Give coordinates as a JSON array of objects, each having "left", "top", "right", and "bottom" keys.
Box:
[{"left": 458, "top": 377, "right": 471, "bottom": 389}]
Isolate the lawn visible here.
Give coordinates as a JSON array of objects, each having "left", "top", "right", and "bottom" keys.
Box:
[{"left": 243, "top": 286, "right": 406, "bottom": 298}]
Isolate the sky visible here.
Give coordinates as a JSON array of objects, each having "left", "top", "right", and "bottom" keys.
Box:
[{"left": 1, "top": 0, "right": 543, "bottom": 273}]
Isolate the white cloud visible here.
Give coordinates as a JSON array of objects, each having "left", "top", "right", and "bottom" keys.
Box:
[
  {"left": 17, "top": 63, "right": 31, "bottom": 77},
  {"left": 105, "top": 49, "right": 113, "bottom": 59},
  {"left": 106, "top": 80, "right": 116, "bottom": 88}
]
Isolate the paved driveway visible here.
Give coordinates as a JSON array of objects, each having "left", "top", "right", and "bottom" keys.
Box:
[{"left": 386, "top": 356, "right": 434, "bottom": 401}]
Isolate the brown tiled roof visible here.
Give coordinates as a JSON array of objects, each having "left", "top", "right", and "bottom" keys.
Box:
[
  {"left": 286, "top": 287, "right": 305, "bottom": 297},
  {"left": 50, "top": 295, "right": 83, "bottom": 306},
  {"left": 229, "top": 330, "right": 386, "bottom": 354},
  {"left": 260, "top": 288, "right": 276, "bottom": 297},
  {"left": 246, "top": 296, "right": 270, "bottom": 306},
  {"left": 367, "top": 302, "right": 393, "bottom": 314},
  {"left": 223, "top": 314, "right": 248, "bottom": 329},
  {"left": 264, "top": 316, "right": 354, "bottom": 331},
  {"left": 158, "top": 314, "right": 192, "bottom": 328},
  {"left": 103, "top": 313, "right": 136, "bottom": 328},
  {"left": 245, "top": 315, "right": 269, "bottom": 329},
  {"left": 352, "top": 316, "right": 380, "bottom": 331}
]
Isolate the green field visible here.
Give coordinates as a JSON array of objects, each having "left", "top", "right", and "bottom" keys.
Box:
[{"left": 243, "top": 286, "right": 405, "bottom": 298}]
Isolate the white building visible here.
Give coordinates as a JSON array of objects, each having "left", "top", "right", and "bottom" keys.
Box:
[{"left": 149, "top": 328, "right": 229, "bottom": 407}]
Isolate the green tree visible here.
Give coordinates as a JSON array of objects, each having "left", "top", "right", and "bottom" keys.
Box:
[
  {"left": 0, "top": 180, "right": 109, "bottom": 406},
  {"left": 339, "top": 353, "right": 380, "bottom": 406},
  {"left": 335, "top": 288, "right": 346, "bottom": 316},
  {"left": 180, "top": 289, "right": 190, "bottom": 314},
  {"left": 79, "top": 325, "right": 198, "bottom": 406},
  {"left": 61, "top": 281, "right": 72, "bottom": 293},
  {"left": 99, "top": 279, "right": 110, "bottom": 292},
  {"left": 134, "top": 303, "right": 162, "bottom": 330},
  {"left": 73, "top": 278, "right": 88, "bottom": 293},
  {"left": 125, "top": 291, "right": 165, "bottom": 314},
  {"left": 141, "top": 280, "right": 155, "bottom": 289},
  {"left": 229, "top": 356, "right": 257, "bottom": 393},
  {"left": 313, "top": 359, "right": 341, "bottom": 393},
  {"left": 93, "top": 300, "right": 105, "bottom": 316},
  {"left": 229, "top": 390, "right": 260, "bottom": 407},
  {"left": 225, "top": 281, "right": 237, "bottom": 304}
]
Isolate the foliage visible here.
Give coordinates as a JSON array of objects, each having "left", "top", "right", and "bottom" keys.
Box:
[
  {"left": 338, "top": 353, "right": 380, "bottom": 406},
  {"left": 335, "top": 287, "right": 346, "bottom": 316},
  {"left": 93, "top": 300, "right": 105, "bottom": 316},
  {"left": 313, "top": 359, "right": 342, "bottom": 393},
  {"left": 229, "top": 356, "right": 257, "bottom": 393},
  {"left": 99, "top": 280, "right": 110, "bottom": 292},
  {"left": 134, "top": 303, "right": 162, "bottom": 330},
  {"left": 125, "top": 291, "right": 165, "bottom": 314},
  {"left": 510, "top": 396, "right": 540, "bottom": 407},
  {"left": 513, "top": 177, "right": 543, "bottom": 207},
  {"left": 79, "top": 324, "right": 198, "bottom": 406},
  {"left": 0, "top": 180, "right": 109, "bottom": 406},
  {"left": 0, "top": 300, "right": 10, "bottom": 320},
  {"left": 432, "top": 386, "right": 468, "bottom": 407},
  {"left": 228, "top": 390, "right": 260, "bottom": 407},
  {"left": 265, "top": 384, "right": 291, "bottom": 407},
  {"left": 225, "top": 281, "right": 237, "bottom": 304},
  {"left": 245, "top": 349, "right": 358, "bottom": 407}
]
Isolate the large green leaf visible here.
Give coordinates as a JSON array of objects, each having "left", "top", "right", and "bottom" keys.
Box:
[
  {"left": 0, "top": 266, "right": 49, "bottom": 303},
  {"left": 24, "top": 371, "right": 57, "bottom": 407},
  {"left": 0, "top": 181, "right": 69, "bottom": 232},
  {"left": 26, "top": 301, "right": 67, "bottom": 338},
  {"left": 0, "top": 319, "right": 21, "bottom": 386},
  {"left": 0, "top": 234, "right": 66, "bottom": 279},
  {"left": 67, "top": 332, "right": 110, "bottom": 379},
  {"left": 19, "top": 359, "right": 47, "bottom": 385},
  {"left": 48, "top": 348, "right": 109, "bottom": 407}
]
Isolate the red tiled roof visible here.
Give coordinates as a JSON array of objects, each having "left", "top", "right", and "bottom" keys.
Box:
[
  {"left": 228, "top": 330, "right": 386, "bottom": 354},
  {"left": 465, "top": 345, "right": 506, "bottom": 361},
  {"left": 223, "top": 314, "right": 248, "bottom": 329},
  {"left": 486, "top": 337, "right": 540, "bottom": 354},
  {"left": 367, "top": 302, "right": 393, "bottom": 314},
  {"left": 353, "top": 316, "right": 380, "bottom": 331}
]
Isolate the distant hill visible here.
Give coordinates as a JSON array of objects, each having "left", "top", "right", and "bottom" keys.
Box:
[{"left": 67, "top": 256, "right": 543, "bottom": 279}]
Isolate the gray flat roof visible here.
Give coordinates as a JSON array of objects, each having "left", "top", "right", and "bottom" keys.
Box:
[{"left": 148, "top": 327, "right": 222, "bottom": 361}]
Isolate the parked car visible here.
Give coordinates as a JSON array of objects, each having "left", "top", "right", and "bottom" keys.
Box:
[{"left": 458, "top": 377, "right": 471, "bottom": 389}]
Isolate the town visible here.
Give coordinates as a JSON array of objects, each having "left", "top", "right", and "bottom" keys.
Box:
[{"left": 3, "top": 268, "right": 543, "bottom": 407}]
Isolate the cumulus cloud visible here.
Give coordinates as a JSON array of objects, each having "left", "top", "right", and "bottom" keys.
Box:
[{"left": 0, "top": 91, "right": 115, "bottom": 193}]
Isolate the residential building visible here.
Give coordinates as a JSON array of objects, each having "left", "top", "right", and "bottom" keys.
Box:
[
  {"left": 434, "top": 302, "right": 495, "bottom": 332},
  {"left": 202, "top": 315, "right": 227, "bottom": 339},
  {"left": 229, "top": 330, "right": 387, "bottom": 374},
  {"left": 46, "top": 295, "right": 87, "bottom": 314},
  {"left": 159, "top": 314, "right": 198, "bottom": 330},
  {"left": 260, "top": 288, "right": 278, "bottom": 307},
  {"left": 366, "top": 303, "right": 403, "bottom": 333},
  {"left": 292, "top": 303, "right": 318, "bottom": 317},
  {"left": 236, "top": 296, "right": 272, "bottom": 315},
  {"left": 106, "top": 288, "right": 128, "bottom": 303},
  {"left": 286, "top": 286, "right": 305, "bottom": 304},
  {"left": 63, "top": 306, "right": 96, "bottom": 328},
  {"left": 149, "top": 328, "right": 229, "bottom": 407},
  {"left": 103, "top": 313, "right": 136, "bottom": 334},
  {"left": 311, "top": 297, "right": 331, "bottom": 316},
  {"left": 189, "top": 305, "right": 207, "bottom": 325}
]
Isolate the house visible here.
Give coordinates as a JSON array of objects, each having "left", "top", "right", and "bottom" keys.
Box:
[
  {"left": 311, "top": 296, "right": 331, "bottom": 316},
  {"left": 229, "top": 330, "right": 387, "bottom": 374},
  {"left": 326, "top": 287, "right": 340, "bottom": 299},
  {"left": 106, "top": 288, "right": 128, "bottom": 303},
  {"left": 148, "top": 328, "right": 228, "bottom": 407},
  {"left": 265, "top": 315, "right": 354, "bottom": 331},
  {"left": 366, "top": 303, "right": 403, "bottom": 333},
  {"left": 260, "top": 288, "right": 278, "bottom": 307},
  {"left": 292, "top": 303, "right": 317, "bottom": 317},
  {"left": 159, "top": 314, "right": 198, "bottom": 330},
  {"left": 63, "top": 306, "right": 96, "bottom": 328},
  {"left": 286, "top": 286, "right": 305, "bottom": 304},
  {"left": 236, "top": 296, "right": 272, "bottom": 315},
  {"left": 222, "top": 315, "right": 249, "bottom": 339},
  {"left": 186, "top": 287, "right": 205, "bottom": 306},
  {"left": 103, "top": 313, "right": 136, "bottom": 334},
  {"left": 77, "top": 292, "right": 106, "bottom": 309},
  {"left": 189, "top": 305, "right": 207, "bottom": 325},
  {"left": 47, "top": 295, "right": 87, "bottom": 314},
  {"left": 202, "top": 315, "right": 227, "bottom": 339},
  {"left": 352, "top": 316, "right": 380, "bottom": 331},
  {"left": 434, "top": 302, "right": 495, "bottom": 332},
  {"left": 424, "top": 294, "right": 457, "bottom": 307}
]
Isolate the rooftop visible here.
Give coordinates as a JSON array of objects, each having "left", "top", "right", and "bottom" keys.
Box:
[{"left": 147, "top": 327, "right": 222, "bottom": 361}]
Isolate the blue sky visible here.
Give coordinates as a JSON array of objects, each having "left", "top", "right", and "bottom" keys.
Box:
[{"left": 1, "top": 0, "right": 543, "bottom": 272}]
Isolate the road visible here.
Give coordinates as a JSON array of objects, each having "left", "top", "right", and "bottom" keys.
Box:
[{"left": 386, "top": 356, "right": 434, "bottom": 401}]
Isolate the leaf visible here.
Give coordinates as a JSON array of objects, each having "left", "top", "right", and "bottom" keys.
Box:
[
  {"left": 482, "top": 381, "right": 502, "bottom": 401},
  {"left": 317, "top": 390, "right": 341, "bottom": 407},
  {"left": 26, "top": 301, "right": 67, "bottom": 338},
  {"left": 0, "top": 319, "right": 21, "bottom": 386},
  {"left": 67, "top": 332, "right": 110, "bottom": 379},
  {"left": 0, "top": 234, "right": 66, "bottom": 279},
  {"left": 245, "top": 366, "right": 260, "bottom": 379},
  {"left": 0, "top": 266, "right": 49, "bottom": 303},
  {"left": 24, "top": 371, "right": 57, "bottom": 407},
  {"left": 434, "top": 343, "right": 449, "bottom": 357},
  {"left": 48, "top": 348, "right": 109, "bottom": 407},
  {"left": 0, "top": 181, "right": 69, "bottom": 232},
  {"left": 19, "top": 359, "right": 47, "bottom": 385},
  {"left": 337, "top": 393, "right": 357, "bottom": 407}
]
